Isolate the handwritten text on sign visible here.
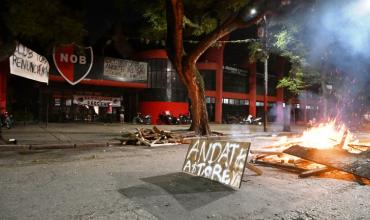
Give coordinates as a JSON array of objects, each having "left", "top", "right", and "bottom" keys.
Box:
[
  {"left": 103, "top": 57, "right": 147, "bottom": 81},
  {"left": 9, "top": 43, "right": 50, "bottom": 84},
  {"left": 182, "top": 140, "right": 250, "bottom": 189}
]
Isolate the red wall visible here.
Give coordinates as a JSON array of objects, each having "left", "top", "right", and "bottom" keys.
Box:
[
  {"left": 0, "top": 61, "right": 8, "bottom": 113},
  {"left": 139, "top": 101, "right": 189, "bottom": 124},
  {"left": 135, "top": 49, "right": 168, "bottom": 59}
]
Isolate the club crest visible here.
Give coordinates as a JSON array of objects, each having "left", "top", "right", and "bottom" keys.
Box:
[{"left": 53, "top": 44, "right": 93, "bottom": 85}]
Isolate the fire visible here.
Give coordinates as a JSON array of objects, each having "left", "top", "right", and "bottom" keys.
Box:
[{"left": 299, "top": 121, "right": 348, "bottom": 149}]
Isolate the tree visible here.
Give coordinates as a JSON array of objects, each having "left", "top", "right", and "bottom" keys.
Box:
[{"left": 134, "top": 0, "right": 291, "bottom": 135}]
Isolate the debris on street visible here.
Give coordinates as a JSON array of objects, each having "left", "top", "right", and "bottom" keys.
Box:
[{"left": 115, "top": 126, "right": 223, "bottom": 147}]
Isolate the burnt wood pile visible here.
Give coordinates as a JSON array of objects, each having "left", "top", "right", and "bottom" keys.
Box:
[
  {"left": 115, "top": 126, "right": 223, "bottom": 147},
  {"left": 251, "top": 141, "right": 370, "bottom": 185}
]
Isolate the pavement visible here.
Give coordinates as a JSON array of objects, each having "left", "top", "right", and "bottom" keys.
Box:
[
  {"left": 0, "top": 132, "right": 369, "bottom": 220},
  {"left": 0, "top": 122, "right": 305, "bottom": 147}
]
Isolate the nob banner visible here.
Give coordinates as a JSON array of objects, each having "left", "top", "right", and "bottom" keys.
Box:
[{"left": 182, "top": 139, "right": 250, "bottom": 189}]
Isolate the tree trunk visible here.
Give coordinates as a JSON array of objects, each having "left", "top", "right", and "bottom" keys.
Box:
[{"left": 185, "top": 65, "right": 210, "bottom": 135}]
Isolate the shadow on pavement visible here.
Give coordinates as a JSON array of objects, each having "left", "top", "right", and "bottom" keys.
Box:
[{"left": 118, "top": 172, "right": 234, "bottom": 211}]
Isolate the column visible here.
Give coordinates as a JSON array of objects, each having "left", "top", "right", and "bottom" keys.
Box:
[
  {"left": 0, "top": 61, "right": 8, "bottom": 113},
  {"left": 215, "top": 65, "right": 223, "bottom": 123},
  {"left": 248, "top": 62, "right": 257, "bottom": 116},
  {"left": 276, "top": 57, "right": 285, "bottom": 123}
]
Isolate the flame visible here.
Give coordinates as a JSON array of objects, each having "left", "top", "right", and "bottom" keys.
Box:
[
  {"left": 268, "top": 120, "right": 361, "bottom": 152},
  {"left": 299, "top": 121, "right": 345, "bottom": 149}
]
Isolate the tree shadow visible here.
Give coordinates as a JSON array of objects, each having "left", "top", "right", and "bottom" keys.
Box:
[{"left": 118, "top": 172, "right": 235, "bottom": 211}]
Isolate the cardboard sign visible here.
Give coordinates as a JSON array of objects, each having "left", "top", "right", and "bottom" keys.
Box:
[
  {"left": 182, "top": 139, "right": 250, "bottom": 189},
  {"left": 9, "top": 43, "right": 50, "bottom": 84}
]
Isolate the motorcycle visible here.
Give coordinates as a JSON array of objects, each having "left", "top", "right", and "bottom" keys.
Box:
[
  {"left": 178, "top": 113, "right": 192, "bottom": 124},
  {"left": 0, "top": 112, "right": 14, "bottom": 129},
  {"left": 158, "top": 111, "right": 179, "bottom": 125},
  {"left": 132, "top": 113, "right": 152, "bottom": 125},
  {"left": 241, "top": 115, "right": 262, "bottom": 125},
  {"left": 223, "top": 114, "right": 240, "bottom": 124}
]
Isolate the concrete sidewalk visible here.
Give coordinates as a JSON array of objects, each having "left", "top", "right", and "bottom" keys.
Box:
[{"left": 0, "top": 122, "right": 303, "bottom": 146}]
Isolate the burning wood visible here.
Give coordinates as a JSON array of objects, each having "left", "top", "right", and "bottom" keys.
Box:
[
  {"left": 251, "top": 120, "right": 370, "bottom": 183},
  {"left": 284, "top": 145, "right": 370, "bottom": 180}
]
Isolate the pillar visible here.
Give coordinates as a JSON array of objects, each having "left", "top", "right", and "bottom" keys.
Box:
[
  {"left": 276, "top": 57, "right": 285, "bottom": 123},
  {"left": 202, "top": 37, "right": 227, "bottom": 124},
  {"left": 215, "top": 65, "right": 223, "bottom": 123},
  {"left": 248, "top": 62, "right": 257, "bottom": 117},
  {"left": 0, "top": 61, "right": 8, "bottom": 114}
]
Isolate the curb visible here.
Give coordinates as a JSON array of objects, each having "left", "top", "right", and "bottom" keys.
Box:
[{"left": 0, "top": 141, "right": 122, "bottom": 152}]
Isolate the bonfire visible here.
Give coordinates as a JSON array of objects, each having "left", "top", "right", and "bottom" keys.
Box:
[{"left": 251, "top": 120, "right": 370, "bottom": 184}]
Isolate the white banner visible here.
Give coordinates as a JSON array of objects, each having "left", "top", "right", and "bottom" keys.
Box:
[
  {"left": 73, "top": 95, "right": 121, "bottom": 107},
  {"left": 103, "top": 57, "right": 147, "bottom": 81},
  {"left": 9, "top": 43, "right": 49, "bottom": 84}
]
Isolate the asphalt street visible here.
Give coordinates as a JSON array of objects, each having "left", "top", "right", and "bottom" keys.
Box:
[{"left": 0, "top": 123, "right": 369, "bottom": 219}]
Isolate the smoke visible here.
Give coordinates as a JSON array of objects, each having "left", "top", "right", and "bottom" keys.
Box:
[
  {"left": 307, "top": 0, "right": 370, "bottom": 72},
  {"left": 271, "top": 0, "right": 370, "bottom": 126}
]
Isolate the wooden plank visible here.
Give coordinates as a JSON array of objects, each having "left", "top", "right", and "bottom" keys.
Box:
[{"left": 284, "top": 145, "right": 370, "bottom": 180}]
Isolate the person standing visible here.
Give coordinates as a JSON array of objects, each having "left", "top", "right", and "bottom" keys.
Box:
[
  {"left": 107, "top": 103, "right": 113, "bottom": 123},
  {"left": 119, "top": 107, "right": 125, "bottom": 124}
]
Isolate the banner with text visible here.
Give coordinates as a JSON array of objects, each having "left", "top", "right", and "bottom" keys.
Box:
[
  {"left": 103, "top": 57, "right": 147, "bottom": 82},
  {"left": 9, "top": 43, "right": 49, "bottom": 84},
  {"left": 73, "top": 95, "right": 121, "bottom": 107},
  {"left": 182, "top": 139, "right": 250, "bottom": 189}
]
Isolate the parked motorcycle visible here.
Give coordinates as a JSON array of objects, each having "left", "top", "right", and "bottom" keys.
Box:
[
  {"left": 158, "top": 111, "right": 179, "bottom": 125},
  {"left": 132, "top": 112, "right": 152, "bottom": 125},
  {"left": 0, "top": 112, "right": 14, "bottom": 129},
  {"left": 241, "top": 115, "right": 262, "bottom": 125},
  {"left": 178, "top": 113, "right": 192, "bottom": 124},
  {"left": 223, "top": 114, "right": 240, "bottom": 124}
]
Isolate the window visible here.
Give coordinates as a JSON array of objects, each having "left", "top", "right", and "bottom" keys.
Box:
[
  {"left": 206, "top": 97, "right": 215, "bottom": 104},
  {"left": 223, "top": 66, "right": 248, "bottom": 93},
  {"left": 200, "top": 70, "right": 216, "bottom": 91}
]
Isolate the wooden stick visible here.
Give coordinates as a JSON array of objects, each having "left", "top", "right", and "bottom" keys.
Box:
[
  {"left": 298, "top": 166, "right": 332, "bottom": 178},
  {"left": 250, "top": 149, "right": 284, "bottom": 155},
  {"left": 254, "top": 160, "right": 306, "bottom": 173},
  {"left": 245, "top": 163, "right": 263, "bottom": 176},
  {"left": 334, "top": 129, "right": 348, "bottom": 150}
]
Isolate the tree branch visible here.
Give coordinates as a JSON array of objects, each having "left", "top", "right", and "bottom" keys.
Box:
[
  {"left": 187, "top": 11, "right": 269, "bottom": 65},
  {"left": 166, "top": 0, "right": 184, "bottom": 78}
]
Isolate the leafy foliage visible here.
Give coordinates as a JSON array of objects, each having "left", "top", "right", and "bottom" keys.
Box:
[
  {"left": 2, "top": 0, "right": 85, "bottom": 53},
  {"left": 126, "top": 0, "right": 253, "bottom": 40},
  {"left": 271, "top": 21, "right": 321, "bottom": 95}
]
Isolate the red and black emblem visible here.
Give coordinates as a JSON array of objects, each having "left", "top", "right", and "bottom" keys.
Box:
[{"left": 53, "top": 44, "right": 93, "bottom": 85}]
